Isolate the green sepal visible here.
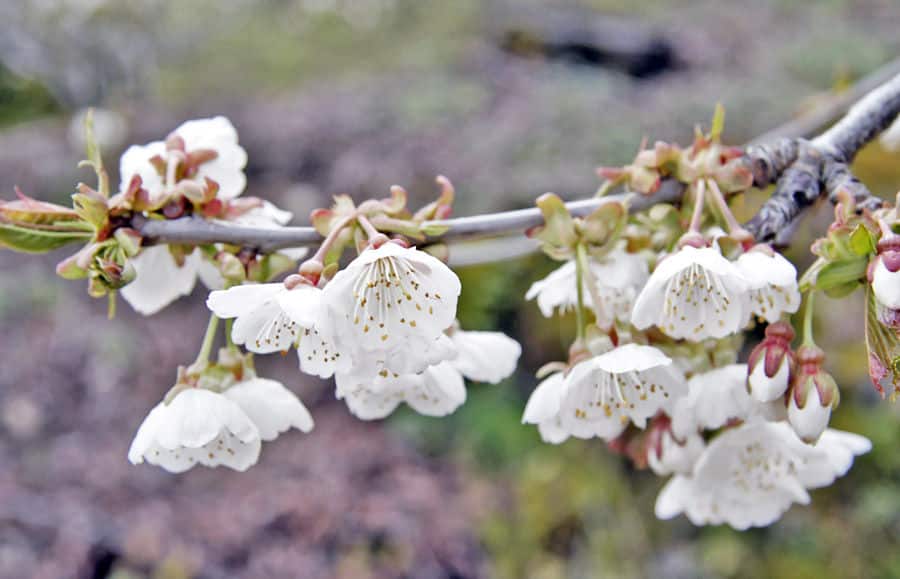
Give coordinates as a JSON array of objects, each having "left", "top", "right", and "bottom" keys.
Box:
[{"left": 0, "top": 222, "right": 91, "bottom": 253}]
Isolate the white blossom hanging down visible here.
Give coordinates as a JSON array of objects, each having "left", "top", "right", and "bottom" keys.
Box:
[{"left": 631, "top": 245, "right": 751, "bottom": 341}]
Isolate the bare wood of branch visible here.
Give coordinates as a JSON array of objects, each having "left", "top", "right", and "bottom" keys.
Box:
[
  {"left": 138, "top": 61, "right": 900, "bottom": 259},
  {"left": 745, "top": 61, "right": 900, "bottom": 244}
]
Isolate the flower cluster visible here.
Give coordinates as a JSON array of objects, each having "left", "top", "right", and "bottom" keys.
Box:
[
  {"left": 0, "top": 107, "right": 889, "bottom": 531},
  {"left": 521, "top": 114, "right": 872, "bottom": 530},
  {"left": 106, "top": 117, "right": 519, "bottom": 474}
]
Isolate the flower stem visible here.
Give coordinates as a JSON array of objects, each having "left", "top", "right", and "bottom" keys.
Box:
[
  {"left": 224, "top": 318, "right": 238, "bottom": 353},
  {"left": 573, "top": 243, "right": 588, "bottom": 344},
  {"left": 305, "top": 213, "right": 355, "bottom": 266},
  {"left": 356, "top": 214, "right": 381, "bottom": 241},
  {"left": 193, "top": 313, "right": 220, "bottom": 367},
  {"left": 687, "top": 179, "right": 706, "bottom": 234},
  {"left": 577, "top": 243, "right": 609, "bottom": 331},
  {"left": 706, "top": 178, "right": 753, "bottom": 240},
  {"left": 801, "top": 290, "right": 817, "bottom": 348}
]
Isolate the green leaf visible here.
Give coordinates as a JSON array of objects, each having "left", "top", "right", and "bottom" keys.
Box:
[
  {"left": 849, "top": 223, "right": 877, "bottom": 256},
  {"left": 0, "top": 222, "right": 91, "bottom": 253},
  {"left": 710, "top": 103, "right": 725, "bottom": 141},
  {"left": 814, "top": 258, "right": 868, "bottom": 292}
]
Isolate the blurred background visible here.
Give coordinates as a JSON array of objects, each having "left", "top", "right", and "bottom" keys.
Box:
[{"left": 1, "top": 0, "right": 900, "bottom": 577}]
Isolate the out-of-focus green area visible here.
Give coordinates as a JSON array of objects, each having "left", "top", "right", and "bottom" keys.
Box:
[{"left": 2, "top": 0, "right": 900, "bottom": 577}]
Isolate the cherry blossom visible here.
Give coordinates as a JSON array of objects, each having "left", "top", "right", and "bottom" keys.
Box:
[
  {"left": 206, "top": 282, "right": 322, "bottom": 354},
  {"left": 525, "top": 248, "right": 648, "bottom": 326},
  {"left": 655, "top": 420, "right": 870, "bottom": 529},
  {"left": 121, "top": 246, "right": 207, "bottom": 315},
  {"left": 320, "top": 242, "right": 461, "bottom": 367},
  {"left": 557, "top": 344, "right": 686, "bottom": 441},
  {"left": 128, "top": 388, "right": 261, "bottom": 473},
  {"left": 670, "top": 364, "right": 760, "bottom": 439},
  {"left": 648, "top": 430, "right": 705, "bottom": 476},
  {"left": 631, "top": 245, "right": 750, "bottom": 341},
  {"left": 119, "top": 116, "right": 248, "bottom": 202},
  {"left": 522, "top": 372, "right": 570, "bottom": 444},
  {"left": 447, "top": 325, "right": 521, "bottom": 384},
  {"left": 736, "top": 247, "right": 801, "bottom": 323},
  {"left": 335, "top": 361, "right": 466, "bottom": 420},
  {"left": 223, "top": 378, "right": 314, "bottom": 441}
]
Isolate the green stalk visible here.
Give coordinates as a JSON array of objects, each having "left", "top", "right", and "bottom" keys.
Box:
[
  {"left": 193, "top": 313, "right": 220, "bottom": 367},
  {"left": 573, "top": 243, "right": 588, "bottom": 344}
]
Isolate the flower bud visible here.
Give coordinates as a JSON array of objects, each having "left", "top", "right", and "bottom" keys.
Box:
[
  {"left": 788, "top": 345, "right": 839, "bottom": 443},
  {"left": 872, "top": 238, "right": 900, "bottom": 310},
  {"left": 746, "top": 321, "right": 795, "bottom": 402}
]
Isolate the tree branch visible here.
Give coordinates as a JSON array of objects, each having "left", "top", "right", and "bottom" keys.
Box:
[
  {"left": 745, "top": 59, "right": 900, "bottom": 244},
  {"left": 137, "top": 60, "right": 900, "bottom": 258}
]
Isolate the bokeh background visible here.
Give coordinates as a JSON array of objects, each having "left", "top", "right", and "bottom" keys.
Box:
[{"left": 2, "top": 1, "right": 900, "bottom": 577}]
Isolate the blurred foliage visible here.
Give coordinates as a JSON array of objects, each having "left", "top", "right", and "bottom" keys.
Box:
[{"left": 0, "top": 64, "right": 58, "bottom": 127}]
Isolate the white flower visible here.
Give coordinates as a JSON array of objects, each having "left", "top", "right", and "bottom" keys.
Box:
[
  {"left": 671, "top": 364, "right": 781, "bottom": 439},
  {"left": 321, "top": 242, "right": 461, "bottom": 361},
  {"left": 648, "top": 431, "right": 705, "bottom": 476},
  {"left": 558, "top": 344, "right": 687, "bottom": 441},
  {"left": 522, "top": 372, "right": 570, "bottom": 444},
  {"left": 127, "top": 388, "right": 261, "bottom": 473},
  {"left": 631, "top": 245, "right": 750, "bottom": 341},
  {"left": 748, "top": 354, "right": 790, "bottom": 402},
  {"left": 119, "top": 116, "right": 248, "bottom": 201},
  {"left": 655, "top": 421, "right": 870, "bottom": 529},
  {"left": 525, "top": 249, "right": 648, "bottom": 326},
  {"left": 735, "top": 249, "right": 801, "bottom": 323},
  {"left": 222, "top": 378, "right": 314, "bottom": 441},
  {"left": 796, "top": 429, "right": 872, "bottom": 489},
  {"left": 206, "top": 282, "right": 322, "bottom": 354},
  {"left": 120, "top": 246, "right": 205, "bottom": 315},
  {"left": 335, "top": 361, "right": 466, "bottom": 420},
  {"left": 448, "top": 327, "right": 521, "bottom": 384},
  {"left": 872, "top": 256, "right": 900, "bottom": 310},
  {"left": 788, "top": 385, "right": 832, "bottom": 443}
]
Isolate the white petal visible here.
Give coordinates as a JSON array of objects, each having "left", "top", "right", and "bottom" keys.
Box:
[
  {"left": 297, "top": 326, "right": 350, "bottom": 379},
  {"left": 648, "top": 431, "right": 705, "bottom": 476},
  {"left": 590, "top": 343, "right": 672, "bottom": 374},
  {"left": 873, "top": 259, "right": 900, "bottom": 310},
  {"left": 206, "top": 283, "right": 285, "bottom": 319},
  {"left": 632, "top": 246, "right": 750, "bottom": 341},
  {"left": 671, "top": 364, "right": 753, "bottom": 439},
  {"left": 522, "top": 373, "right": 564, "bottom": 424},
  {"left": 335, "top": 371, "right": 408, "bottom": 420},
  {"left": 119, "top": 141, "right": 165, "bottom": 196},
  {"left": 748, "top": 356, "right": 790, "bottom": 402},
  {"left": 525, "top": 261, "right": 579, "bottom": 317},
  {"left": 654, "top": 475, "right": 694, "bottom": 520},
  {"left": 175, "top": 116, "right": 248, "bottom": 200},
  {"left": 323, "top": 243, "right": 461, "bottom": 354},
  {"left": 404, "top": 362, "right": 467, "bottom": 417},
  {"left": 121, "top": 245, "right": 199, "bottom": 315},
  {"left": 537, "top": 417, "right": 571, "bottom": 444},
  {"left": 128, "top": 388, "right": 261, "bottom": 473},
  {"left": 450, "top": 329, "right": 521, "bottom": 384},
  {"left": 275, "top": 285, "right": 323, "bottom": 328},
  {"left": 195, "top": 251, "right": 226, "bottom": 290},
  {"left": 736, "top": 251, "right": 797, "bottom": 289},
  {"left": 224, "top": 378, "right": 314, "bottom": 441},
  {"left": 788, "top": 387, "right": 831, "bottom": 443},
  {"left": 231, "top": 298, "right": 301, "bottom": 354}
]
